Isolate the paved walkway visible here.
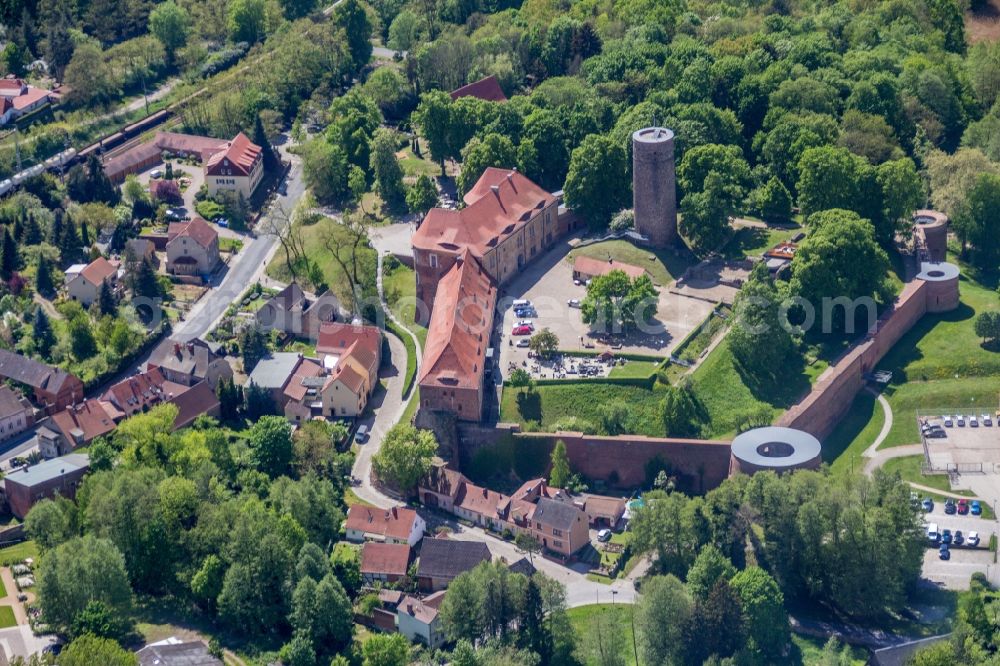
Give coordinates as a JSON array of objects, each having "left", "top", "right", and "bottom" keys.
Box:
[
  {"left": 864, "top": 444, "right": 923, "bottom": 475},
  {"left": 0, "top": 568, "right": 27, "bottom": 626},
  {"left": 862, "top": 388, "right": 894, "bottom": 460}
]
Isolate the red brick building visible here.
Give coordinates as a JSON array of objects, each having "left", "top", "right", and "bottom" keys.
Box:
[
  {"left": 0, "top": 350, "right": 84, "bottom": 414},
  {"left": 4, "top": 453, "right": 90, "bottom": 519}
]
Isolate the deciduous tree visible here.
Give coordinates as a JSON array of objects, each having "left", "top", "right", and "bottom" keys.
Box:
[{"left": 372, "top": 424, "right": 438, "bottom": 492}]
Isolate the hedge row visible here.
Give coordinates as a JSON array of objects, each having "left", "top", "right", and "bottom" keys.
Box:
[{"left": 530, "top": 374, "right": 657, "bottom": 390}]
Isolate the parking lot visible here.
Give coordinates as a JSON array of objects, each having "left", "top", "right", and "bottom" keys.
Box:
[
  {"left": 137, "top": 158, "right": 205, "bottom": 217},
  {"left": 921, "top": 502, "right": 998, "bottom": 590},
  {"left": 496, "top": 240, "right": 716, "bottom": 377},
  {"left": 919, "top": 412, "right": 1000, "bottom": 470}
]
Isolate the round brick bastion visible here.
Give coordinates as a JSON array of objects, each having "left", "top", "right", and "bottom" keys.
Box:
[
  {"left": 729, "top": 426, "right": 823, "bottom": 475},
  {"left": 917, "top": 261, "right": 961, "bottom": 314}
]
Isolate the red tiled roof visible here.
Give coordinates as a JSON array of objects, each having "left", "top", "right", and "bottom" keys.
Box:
[
  {"left": 51, "top": 400, "right": 116, "bottom": 445},
  {"left": 450, "top": 75, "right": 507, "bottom": 102},
  {"left": 11, "top": 86, "right": 51, "bottom": 111},
  {"left": 168, "top": 217, "right": 218, "bottom": 250},
  {"left": 283, "top": 358, "right": 323, "bottom": 402},
  {"left": 573, "top": 256, "right": 647, "bottom": 281},
  {"left": 205, "top": 132, "right": 262, "bottom": 177},
  {"left": 360, "top": 542, "right": 411, "bottom": 576},
  {"left": 418, "top": 251, "right": 495, "bottom": 390},
  {"left": 79, "top": 257, "right": 117, "bottom": 286},
  {"left": 455, "top": 482, "right": 505, "bottom": 522},
  {"left": 0, "top": 78, "right": 26, "bottom": 93},
  {"left": 167, "top": 380, "right": 219, "bottom": 430},
  {"left": 413, "top": 168, "right": 554, "bottom": 256},
  {"left": 345, "top": 505, "right": 419, "bottom": 541},
  {"left": 327, "top": 362, "right": 366, "bottom": 394},
  {"left": 316, "top": 322, "right": 381, "bottom": 362}
]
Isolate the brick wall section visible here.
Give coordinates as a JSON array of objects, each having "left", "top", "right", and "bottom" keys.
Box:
[
  {"left": 515, "top": 432, "right": 733, "bottom": 493},
  {"left": 777, "top": 280, "right": 930, "bottom": 441}
]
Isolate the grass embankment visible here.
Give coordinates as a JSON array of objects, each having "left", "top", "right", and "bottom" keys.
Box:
[
  {"left": 567, "top": 604, "right": 639, "bottom": 666},
  {"left": 825, "top": 392, "right": 884, "bottom": 474},
  {"left": 0, "top": 541, "right": 38, "bottom": 566},
  {"left": 383, "top": 262, "right": 428, "bottom": 349},
  {"left": 499, "top": 382, "right": 668, "bottom": 436},
  {"left": 881, "top": 456, "right": 975, "bottom": 497},
  {"left": 566, "top": 240, "right": 694, "bottom": 287}
]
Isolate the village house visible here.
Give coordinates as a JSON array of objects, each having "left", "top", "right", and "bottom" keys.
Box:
[
  {"left": 102, "top": 369, "right": 219, "bottom": 429},
  {"left": 0, "top": 350, "right": 84, "bottom": 414},
  {"left": 147, "top": 338, "right": 233, "bottom": 388},
  {"left": 345, "top": 505, "right": 426, "bottom": 546},
  {"left": 360, "top": 542, "right": 412, "bottom": 585},
  {"left": 396, "top": 591, "right": 447, "bottom": 648},
  {"left": 205, "top": 132, "right": 264, "bottom": 199},
  {"left": 125, "top": 238, "right": 157, "bottom": 264},
  {"left": 416, "top": 538, "right": 491, "bottom": 592},
  {"left": 64, "top": 256, "right": 118, "bottom": 307},
  {"left": 0, "top": 387, "right": 33, "bottom": 443},
  {"left": 248, "top": 352, "right": 317, "bottom": 411},
  {"left": 419, "top": 463, "right": 606, "bottom": 557},
  {"left": 4, "top": 453, "right": 89, "bottom": 519},
  {"left": 103, "top": 131, "right": 230, "bottom": 183},
  {"left": 167, "top": 381, "right": 221, "bottom": 430},
  {"left": 255, "top": 283, "right": 342, "bottom": 340},
  {"left": 49, "top": 399, "right": 117, "bottom": 452},
  {"left": 166, "top": 217, "right": 221, "bottom": 278},
  {"left": 0, "top": 78, "right": 54, "bottom": 125},
  {"left": 316, "top": 322, "right": 382, "bottom": 419},
  {"left": 450, "top": 75, "right": 507, "bottom": 102}
]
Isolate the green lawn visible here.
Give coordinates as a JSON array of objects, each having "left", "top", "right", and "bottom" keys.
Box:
[
  {"left": 825, "top": 391, "right": 884, "bottom": 474},
  {"left": 499, "top": 382, "right": 668, "bottom": 436},
  {"left": 673, "top": 306, "right": 730, "bottom": 365},
  {"left": 397, "top": 140, "right": 442, "bottom": 180},
  {"left": 567, "top": 604, "right": 639, "bottom": 666},
  {"left": 689, "top": 338, "right": 829, "bottom": 439},
  {"left": 0, "top": 541, "right": 38, "bottom": 566},
  {"left": 608, "top": 360, "right": 659, "bottom": 379},
  {"left": 722, "top": 225, "right": 799, "bottom": 260},
  {"left": 881, "top": 455, "right": 977, "bottom": 497},
  {"left": 0, "top": 606, "right": 16, "bottom": 629},
  {"left": 566, "top": 239, "right": 695, "bottom": 287},
  {"left": 383, "top": 263, "right": 428, "bottom": 349}
]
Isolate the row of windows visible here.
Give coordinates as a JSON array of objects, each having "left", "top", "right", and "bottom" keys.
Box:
[{"left": 0, "top": 417, "right": 25, "bottom": 433}]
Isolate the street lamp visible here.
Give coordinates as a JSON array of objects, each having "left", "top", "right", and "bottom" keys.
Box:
[{"left": 612, "top": 589, "right": 618, "bottom": 606}]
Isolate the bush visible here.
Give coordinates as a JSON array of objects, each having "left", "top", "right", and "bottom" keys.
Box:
[
  {"left": 195, "top": 199, "right": 225, "bottom": 221},
  {"left": 199, "top": 42, "right": 250, "bottom": 78}
]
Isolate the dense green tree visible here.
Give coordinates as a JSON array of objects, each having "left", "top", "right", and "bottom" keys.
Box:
[
  {"left": 34, "top": 255, "right": 54, "bottom": 297},
  {"left": 796, "top": 146, "right": 869, "bottom": 218},
  {"left": 290, "top": 573, "right": 354, "bottom": 656},
  {"left": 37, "top": 535, "right": 132, "bottom": 632},
  {"left": 25, "top": 498, "right": 75, "bottom": 551},
  {"left": 228, "top": 0, "right": 267, "bottom": 44},
  {"left": 247, "top": 416, "right": 294, "bottom": 477},
  {"left": 629, "top": 490, "right": 708, "bottom": 576},
  {"left": 70, "top": 599, "right": 133, "bottom": 643},
  {"left": 58, "top": 634, "right": 137, "bottom": 666},
  {"left": 564, "top": 134, "right": 629, "bottom": 229},
  {"left": 974, "top": 312, "right": 1000, "bottom": 345},
  {"left": 955, "top": 172, "right": 1000, "bottom": 269},
  {"left": 334, "top": 0, "right": 374, "bottom": 72},
  {"left": 677, "top": 143, "right": 751, "bottom": 199},
  {"left": 414, "top": 91, "right": 455, "bottom": 173},
  {"left": 238, "top": 323, "right": 269, "bottom": 373},
  {"left": 302, "top": 139, "right": 350, "bottom": 205},
  {"left": 328, "top": 90, "right": 382, "bottom": 171},
  {"left": 280, "top": 0, "right": 318, "bottom": 20},
  {"left": 528, "top": 328, "right": 558, "bottom": 359},
  {"left": 362, "top": 633, "right": 410, "bottom": 666},
  {"left": 729, "top": 262, "right": 797, "bottom": 383},
  {"left": 370, "top": 128, "right": 406, "bottom": 210},
  {"left": 680, "top": 171, "right": 742, "bottom": 254},
  {"left": 457, "top": 134, "right": 518, "bottom": 195},
  {"left": 279, "top": 631, "right": 317, "bottom": 666},
  {"left": 549, "top": 440, "right": 572, "bottom": 488},
  {"left": 580, "top": 270, "right": 658, "bottom": 335},
  {"left": 876, "top": 158, "right": 924, "bottom": 242},
  {"left": 149, "top": 1, "right": 189, "bottom": 65},
  {"left": 32, "top": 305, "right": 56, "bottom": 357},
  {"left": 372, "top": 424, "right": 438, "bottom": 492},
  {"left": 686, "top": 544, "right": 736, "bottom": 600},
  {"left": 661, "top": 380, "right": 702, "bottom": 438},
  {"left": 754, "top": 176, "right": 793, "bottom": 223},
  {"left": 0, "top": 227, "right": 18, "bottom": 279},
  {"left": 636, "top": 575, "right": 692, "bottom": 666},
  {"left": 681, "top": 579, "right": 745, "bottom": 664},
  {"left": 97, "top": 280, "right": 117, "bottom": 316},
  {"left": 67, "top": 314, "right": 97, "bottom": 360},
  {"left": 730, "top": 566, "right": 789, "bottom": 661}
]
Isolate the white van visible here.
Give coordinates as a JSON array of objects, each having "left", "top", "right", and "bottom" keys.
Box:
[
  {"left": 926, "top": 523, "right": 940, "bottom": 543},
  {"left": 512, "top": 299, "right": 531, "bottom": 309}
]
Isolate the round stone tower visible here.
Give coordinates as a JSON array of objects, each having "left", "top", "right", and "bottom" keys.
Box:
[{"left": 632, "top": 127, "right": 678, "bottom": 248}]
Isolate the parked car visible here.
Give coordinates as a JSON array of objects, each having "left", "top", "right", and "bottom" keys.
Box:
[
  {"left": 939, "top": 544, "right": 950, "bottom": 560},
  {"left": 516, "top": 338, "right": 530, "bottom": 348},
  {"left": 514, "top": 308, "right": 536, "bottom": 318},
  {"left": 943, "top": 415, "right": 954, "bottom": 427},
  {"left": 954, "top": 530, "right": 964, "bottom": 545},
  {"left": 355, "top": 425, "right": 370, "bottom": 443},
  {"left": 941, "top": 529, "right": 953, "bottom": 544},
  {"left": 597, "top": 529, "right": 612, "bottom": 542},
  {"left": 958, "top": 499, "right": 969, "bottom": 515},
  {"left": 971, "top": 500, "right": 982, "bottom": 516},
  {"left": 922, "top": 498, "right": 934, "bottom": 512},
  {"left": 512, "top": 325, "right": 532, "bottom": 335},
  {"left": 970, "top": 415, "right": 979, "bottom": 427},
  {"left": 968, "top": 531, "right": 981, "bottom": 547},
  {"left": 568, "top": 298, "right": 581, "bottom": 308},
  {"left": 150, "top": 169, "right": 163, "bottom": 179},
  {"left": 216, "top": 217, "right": 229, "bottom": 228},
  {"left": 945, "top": 499, "right": 957, "bottom": 514},
  {"left": 927, "top": 522, "right": 940, "bottom": 543},
  {"left": 515, "top": 320, "right": 534, "bottom": 329},
  {"left": 958, "top": 415, "right": 966, "bottom": 426},
  {"left": 983, "top": 413, "right": 993, "bottom": 426}
]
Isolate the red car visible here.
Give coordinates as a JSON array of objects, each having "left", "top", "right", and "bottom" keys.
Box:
[
  {"left": 958, "top": 499, "right": 969, "bottom": 515},
  {"left": 512, "top": 325, "right": 532, "bottom": 335}
]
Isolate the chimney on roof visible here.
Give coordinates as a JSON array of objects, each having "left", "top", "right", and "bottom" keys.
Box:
[
  {"left": 407, "top": 603, "right": 414, "bottom": 614},
  {"left": 173, "top": 342, "right": 181, "bottom": 356},
  {"left": 391, "top": 507, "right": 398, "bottom": 519},
  {"left": 187, "top": 342, "right": 195, "bottom": 354},
  {"left": 490, "top": 184, "right": 500, "bottom": 197}
]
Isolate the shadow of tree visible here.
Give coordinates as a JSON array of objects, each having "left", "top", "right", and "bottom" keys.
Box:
[{"left": 515, "top": 391, "right": 542, "bottom": 422}]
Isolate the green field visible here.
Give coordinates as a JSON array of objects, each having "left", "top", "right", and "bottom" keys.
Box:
[
  {"left": 499, "top": 382, "right": 668, "bottom": 436},
  {"left": 608, "top": 360, "right": 660, "bottom": 379},
  {"left": 566, "top": 240, "right": 695, "bottom": 287},
  {"left": 0, "top": 541, "right": 38, "bottom": 566},
  {"left": 825, "top": 391, "right": 884, "bottom": 474},
  {"left": 689, "top": 338, "right": 829, "bottom": 439},
  {"left": 383, "top": 263, "right": 428, "bottom": 349},
  {"left": 881, "top": 455, "right": 976, "bottom": 496},
  {"left": 723, "top": 225, "right": 799, "bottom": 259},
  {"left": 567, "top": 604, "right": 639, "bottom": 666},
  {"left": 0, "top": 606, "right": 16, "bottom": 629}
]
